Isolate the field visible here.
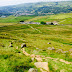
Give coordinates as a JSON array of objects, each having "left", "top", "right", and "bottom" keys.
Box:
[
  {"left": 0, "top": 15, "right": 36, "bottom": 23},
  {"left": 0, "top": 22, "right": 72, "bottom": 72},
  {"left": 26, "top": 13, "right": 72, "bottom": 25},
  {"left": 0, "top": 13, "right": 72, "bottom": 25}
]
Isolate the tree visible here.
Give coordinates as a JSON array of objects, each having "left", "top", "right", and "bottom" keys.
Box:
[
  {"left": 41, "top": 21, "right": 46, "bottom": 25},
  {"left": 20, "top": 20, "right": 24, "bottom": 22}
]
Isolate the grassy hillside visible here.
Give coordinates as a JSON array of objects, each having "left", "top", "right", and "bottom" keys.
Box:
[
  {"left": 0, "top": 1, "right": 72, "bottom": 16},
  {"left": 0, "top": 23, "right": 72, "bottom": 72},
  {"left": 0, "top": 15, "right": 36, "bottom": 23},
  {"left": 27, "top": 13, "right": 72, "bottom": 24},
  {"left": 0, "top": 13, "right": 72, "bottom": 25}
]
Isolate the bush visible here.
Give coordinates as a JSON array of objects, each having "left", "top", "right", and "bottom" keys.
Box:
[
  {"left": 20, "top": 20, "right": 24, "bottom": 22},
  {"left": 41, "top": 21, "right": 46, "bottom": 25}
]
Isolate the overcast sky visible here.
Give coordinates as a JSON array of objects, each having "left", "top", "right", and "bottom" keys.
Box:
[{"left": 0, "top": 0, "right": 70, "bottom": 7}]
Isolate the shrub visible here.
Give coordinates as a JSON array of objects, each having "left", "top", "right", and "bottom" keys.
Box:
[
  {"left": 41, "top": 21, "right": 46, "bottom": 25},
  {"left": 20, "top": 20, "right": 24, "bottom": 22}
]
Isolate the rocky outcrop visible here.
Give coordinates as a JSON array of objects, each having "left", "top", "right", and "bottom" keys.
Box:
[
  {"left": 34, "top": 62, "right": 49, "bottom": 72},
  {"left": 23, "top": 48, "right": 30, "bottom": 56}
]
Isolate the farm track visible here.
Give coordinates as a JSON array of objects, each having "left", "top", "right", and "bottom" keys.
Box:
[
  {"left": 27, "top": 24, "right": 42, "bottom": 33},
  {"left": 21, "top": 47, "right": 72, "bottom": 72},
  {"left": 22, "top": 48, "right": 72, "bottom": 64}
]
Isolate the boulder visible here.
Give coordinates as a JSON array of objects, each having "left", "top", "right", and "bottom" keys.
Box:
[
  {"left": 28, "top": 68, "right": 38, "bottom": 72},
  {"left": 34, "top": 62, "right": 49, "bottom": 72},
  {"left": 21, "top": 43, "right": 26, "bottom": 48}
]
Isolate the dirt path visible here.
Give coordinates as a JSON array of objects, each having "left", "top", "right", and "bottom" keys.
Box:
[
  {"left": 27, "top": 24, "right": 42, "bottom": 33},
  {"left": 22, "top": 48, "right": 72, "bottom": 64}
]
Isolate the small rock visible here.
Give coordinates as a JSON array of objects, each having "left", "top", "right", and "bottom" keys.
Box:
[
  {"left": 28, "top": 68, "right": 38, "bottom": 72},
  {"left": 16, "top": 46, "right": 18, "bottom": 49},
  {"left": 56, "top": 49, "right": 63, "bottom": 53},
  {"left": 52, "top": 47, "right": 55, "bottom": 50},
  {"left": 69, "top": 49, "right": 72, "bottom": 53},
  {"left": 63, "top": 51, "right": 68, "bottom": 54},
  {"left": 21, "top": 43, "right": 26, "bottom": 48},
  {"left": 34, "top": 62, "right": 49, "bottom": 72},
  {"left": 35, "top": 57, "right": 42, "bottom": 62},
  {"left": 31, "top": 58, "right": 35, "bottom": 61},
  {"left": 47, "top": 47, "right": 52, "bottom": 50},
  {"left": 47, "top": 47, "right": 55, "bottom": 50},
  {"left": 36, "top": 48, "right": 39, "bottom": 49},
  {"left": 36, "top": 55, "right": 41, "bottom": 58},
  {"left": 47, "top": 42, "right": 51, "bottom": 44},
  {"left": 5, "top": 34, "right": 7, "bottom": 35},
  {"left": 30, "top": 54, "right": 35, "bottom": 58},
  {"left": 70, "top": 53, "right": 72, "bottom": 56},
  {"left": 9, "top": 43, "right": 13, "bottom": 47}
]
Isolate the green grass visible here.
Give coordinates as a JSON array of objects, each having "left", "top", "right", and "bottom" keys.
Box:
[
  {"left": 0, "top": 13, "right": 72, "bottom": 25},
  {"left": 0, "top": 15, "right": 36, "bottom": 23},
  {"left": 26, "top": 13, "right": 72, "bottom": 24},
  {"left": 0, "top": 23, "right": 72, "bottom": 72}
]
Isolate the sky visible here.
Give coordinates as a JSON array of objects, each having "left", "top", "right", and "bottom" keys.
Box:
[{"left": 0, "top": 0, "right": 70, "bottom": 7}]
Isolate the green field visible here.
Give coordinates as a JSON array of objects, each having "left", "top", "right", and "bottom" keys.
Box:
[
  {"left": 0, "top": 22, "right": 72, "bottom": 72},
  {"left": 0, "top": 13, "right": 72, "bottom": 25},
  {"left": 0, "top": 15, "right": 36, "bottom": 23},
  {"left": 26, "top": 13, "right": 72, "bottom": 24}
]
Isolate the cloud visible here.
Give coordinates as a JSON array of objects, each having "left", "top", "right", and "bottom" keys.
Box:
[{"left": 0, "top": 0, "right": 70, "bottom": 6}]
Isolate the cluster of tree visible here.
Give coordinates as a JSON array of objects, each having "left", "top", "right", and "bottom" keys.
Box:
[
  {"left": 0, "top": 1, "right": 72, "bottom": 16},
  {"left": 0, "top": 10, "right": 12, "bottom": 17},
  {"left": 34, "top": 6, "right": 71, "bottom": 15}
]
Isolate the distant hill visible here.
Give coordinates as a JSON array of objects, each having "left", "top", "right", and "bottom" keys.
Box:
[
  {"left": 0, "top": 10, "right": 12, "bottom": 17},
  {"left": 0, "top": 1, "right": 72, "bottom": 16}
]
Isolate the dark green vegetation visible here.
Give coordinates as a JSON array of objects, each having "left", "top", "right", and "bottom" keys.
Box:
[
  {"left": 0, "top": 10, "right": 12, "bottom": 17},
  {"left": 41, "top": 21, "right": 46, "bottom": 25},
  {"left": 0, "top": 23, "right": 72, "bottom": 71},
  {"left": 0, "top": 1, "right": 72, "bottom": 16}
]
